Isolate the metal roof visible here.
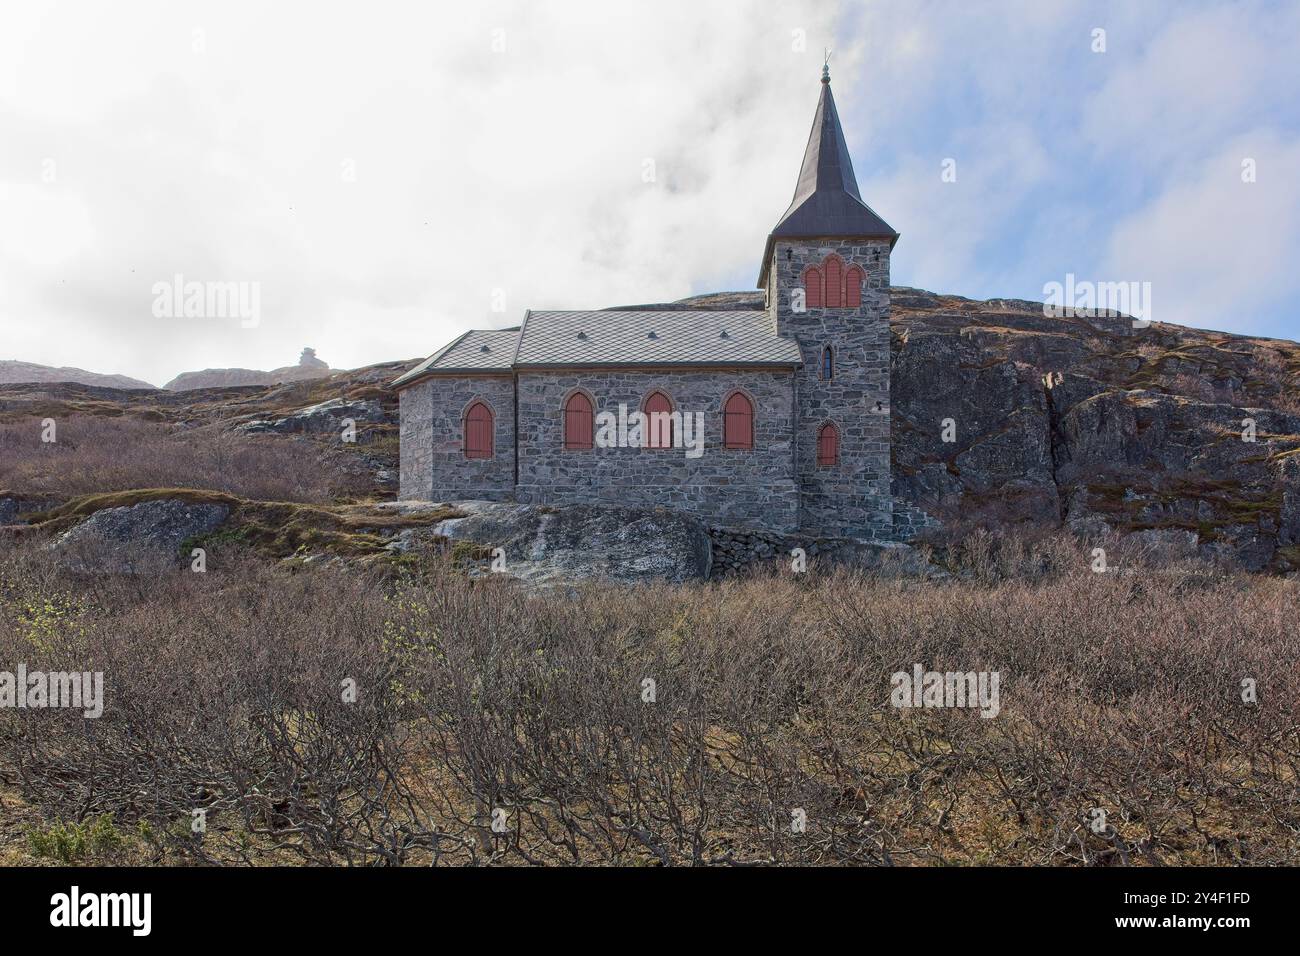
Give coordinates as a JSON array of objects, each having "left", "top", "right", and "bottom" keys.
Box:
[
  {"left": 391, "top": 328, "right": 518, "bottom": 386},
  {"left": 757, "top": 71, "right": 898, "bottom": 287},
  {"left": 514, "top": 310, "right": 802, "bottom": 368}
]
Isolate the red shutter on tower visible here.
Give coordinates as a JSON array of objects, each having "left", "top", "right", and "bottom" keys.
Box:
[
  {"left": 644, "top": 392, "right": 673, "bottom": 449},
  {"left": 845, "top": 265, "right": 863, "bottom": 308},
  {"left": 824, "top": 255, "right": 844, "bottom": 307},
  {"left": 464, "top": 401, "right": 494, "bottom": 459},
  {"left": 723, "top": 392, "right": 754, "bottom": 449},
  {"left": 803, "top": 266, "right": 823, "bottom": 308},
  {"left": 817, "top": 423, "right": 839, "bottom": 467},
  {"left": 564, "top": 392, "right": 594, "bottom": 449}
]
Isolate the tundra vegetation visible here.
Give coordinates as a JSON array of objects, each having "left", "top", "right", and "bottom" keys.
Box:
[
  {"left": 0, "top": 533, "right": 1295, "bottom": 866},
  {"left": 1, "top": 292, "right": 1297, "bottom": 865}
]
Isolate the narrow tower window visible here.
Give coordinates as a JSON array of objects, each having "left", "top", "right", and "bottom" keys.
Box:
[
  {"left": 803, "top": 265, "right": 823, "bottom": 309},
  {"left": 563, "top": 391, "right": 594, "bottom": 449},
  {"left": 464, "top": 401, "right": 494, "bottom": 459},
  {"left": 816, "top": 422, "right": 839, "bottom": 467},
  {"left": 845, "top": 265, "right": 864, "bottom": 308},
  {"left": 722, "top": 392, "right": 754, "bottom": 449},
  {"left": 821, "top": 345, "right": 834, "bottom": 380},
  {"left": 823, "top": 255, "right": 844, "bottom": 308}
]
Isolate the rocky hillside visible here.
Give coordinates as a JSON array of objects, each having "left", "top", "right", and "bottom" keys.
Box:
[
  {"left": 3, "top": 289, "right": 1298, "bottom": 572},
  {"left": 0, "top": 359, "right": 155, "bottom": 390},
  {"left": 673, "top": 288, "right": 1300, "bottom": 573},
  {"left": 163, "top": 347, "right": 333, "bottom": 391}
]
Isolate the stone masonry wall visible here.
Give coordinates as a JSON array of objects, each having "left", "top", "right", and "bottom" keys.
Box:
[
  {"left": 768, "top": 238, "right": 893, "bottom": 537},
  {"left": 398, "top": 374, "right": 516, "bottom": 501},
  {"left": 515, "top": 369, "right": 799, "bottom": 531}
]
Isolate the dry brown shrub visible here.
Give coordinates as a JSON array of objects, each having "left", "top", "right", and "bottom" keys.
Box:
[
  {"left": 0, "top": 536, "right": 1295, "bottom": 866},
  {"left": 0, "top": 416, "right": 370, "bottom": 502}
]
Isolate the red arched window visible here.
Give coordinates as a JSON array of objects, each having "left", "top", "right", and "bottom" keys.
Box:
[
  {"left": 803, "top": 265, "right": 823, "bottom": 309},
  {"left": 821, "top": 345, "right": 834, "bottom": 380},
  {"left": 464, "top": 401, "right": 494, "bottom": 459},
  {"left": 816, "top": 422, "right": 839, "bottom": 467},
  {"left": 845, "top": 265, "right": 864, "bottom": 308},
  {"left": 824, "top": 255, "right": 844, "bottom": 308},
  {"left": 563, "top": 392, "right": 594, "bottom": 449},
  {"left": 643, "top": 391, "right": 674, "bottom": 449},
  {"left": 722, "top": 392, "right": 754, "bottom": 449}
]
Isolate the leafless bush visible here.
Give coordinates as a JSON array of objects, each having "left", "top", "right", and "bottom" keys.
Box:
[
  {"left": 0, "top": 536, "right": 1295, "bottom": 866},
  {"left": 0, "top": 416, "right": 368, "bottom": 502}
]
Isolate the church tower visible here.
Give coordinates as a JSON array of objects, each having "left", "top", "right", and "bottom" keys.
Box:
[{"left": 760, "top": 65, "right": 898, "bottom": 538}]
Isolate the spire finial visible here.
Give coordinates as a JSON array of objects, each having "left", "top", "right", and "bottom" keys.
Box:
[{"left": 822, "top": 48, "right": 831, "bottom": 84}]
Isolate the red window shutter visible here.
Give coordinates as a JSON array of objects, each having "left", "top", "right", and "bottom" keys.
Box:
[
  {"left": 464, "top": 401, "right": 494, "bottom": 459},
  {"left": 644, "top": 392, "right": 673, "bottom": 449},
  {"left": 564, "top": 392, "right": 594, "bottom": 449},
  {"left": 723, "top": 392, "right": 754, "bottom": 449},
  {"left": 803, "top": 266, "right": 823, "bottom": 308},
  {"left": 845, "top": 265, "right": 863, "bottom": 308},
  {"left": 824, "top": 256, "right": 844, "bottom": 307},
  {"left": 817, "top": 423, "right": 839, "bottom": 467}
]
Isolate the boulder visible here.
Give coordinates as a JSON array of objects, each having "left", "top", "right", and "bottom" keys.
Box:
[
  {"left": 53, "top": 499, "right": 230, "bottom": 574},
  {"left": 425, "top": 500, "right": 712, "bottom": 585}
]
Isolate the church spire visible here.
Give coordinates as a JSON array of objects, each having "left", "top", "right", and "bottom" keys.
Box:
[{"left": 758, "top": 68, "right": 897, "bottom": 288}]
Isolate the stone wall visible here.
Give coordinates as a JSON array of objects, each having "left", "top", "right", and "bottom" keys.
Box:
[
  {"left": 515, "top": 368, "right": 800, "bottom": 531},
  {"left": 397, "top": 374, "right": 516, "bottom": 501},
  {"left": 768, "top": 238, "right": 893, "bottom": 537},
  {"left": 707, "top": 521, "right": 933, "bottom": 577}
]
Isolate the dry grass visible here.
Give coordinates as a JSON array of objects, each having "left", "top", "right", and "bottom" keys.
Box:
[
  {"left": 0, "top": 535, "right": 1295, "bottom": 866},
  {"left": 0, "top": 416, "right": 373, "bottom": 503}
]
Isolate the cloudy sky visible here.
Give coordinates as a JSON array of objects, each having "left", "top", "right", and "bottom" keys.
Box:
[{"left": 2, "top": 0, "right": 1297, "bottom": 386}]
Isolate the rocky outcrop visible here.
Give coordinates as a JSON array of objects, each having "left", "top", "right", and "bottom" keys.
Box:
[
  {"left": 163, "top": 349, "right": 334, "bottom": 391},
  {"left": 882, "top": 290, "right": 1300, "bottom": 572},
  {"left": 668, "top": 287, "right": 1300, "bottom": 571},
  {"left": 236, "top": 397, "right": 386, "bottom": 436},
  {"left": 401, "top": 500, "right": 713, "bottom": 585},
  {"left": 53, "top": 499, "right": 230, "bottom": 573}
]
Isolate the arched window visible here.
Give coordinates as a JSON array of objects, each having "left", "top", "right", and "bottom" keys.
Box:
[
  {"left": 816, "top": 422, "right": 839, "bottom": 467},
  {"left": 824, "top": 255, "right": 844, "bottom": 308},
  {"left": 821, "top": 345, "right": 834, "bottom": 381},
  {"left": 845, "top": 265, "right": 864, "bottom": 308},
  {"left": 643, "top": 391, "right": 674, "bottom": 449},
  {"left": 563, "top": 391, "right": 594, "bottom": 449},
  {"left": 464, "top": 401, "right": 494, "bottom": 459},
  {"left": 722, "top": 392, "right": 754, "bottom": 449},
  {"left": 803, "top": 265, "right": 823, "bottom": 309}
]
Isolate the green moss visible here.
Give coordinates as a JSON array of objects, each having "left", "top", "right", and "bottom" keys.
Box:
[{"left": 27, "top": 488, "right": 462, "bottom": 562}]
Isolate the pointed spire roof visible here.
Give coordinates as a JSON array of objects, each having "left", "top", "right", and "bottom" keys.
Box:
[{"left": 758, "top": 67, "right": 897, "bottom": 287}]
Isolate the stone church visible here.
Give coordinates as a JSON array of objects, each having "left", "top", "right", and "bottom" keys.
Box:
[{"left": 396, "top": 67, "right": 901, "bottom": 538}]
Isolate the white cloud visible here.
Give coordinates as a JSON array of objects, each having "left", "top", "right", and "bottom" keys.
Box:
[
  {"left": 1101, "top": 131, "right": 1300, "bottom": 335},
  {"left": 0, "top": 0, "right": 848, "bottom": 384}
]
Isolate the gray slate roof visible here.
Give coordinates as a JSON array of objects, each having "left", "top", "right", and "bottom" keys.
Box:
[
  {"left": 758, "top": 72, "right": 898, "bottom": 287},
  {"left": 392, "top": 328, "right": 518, "bottom": 386},
  {"left": 514, "top": 310, "right": 802, "bottom": 368},
  {"left": 393, "top": 311, "right": 803, "bottom": 387}
]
